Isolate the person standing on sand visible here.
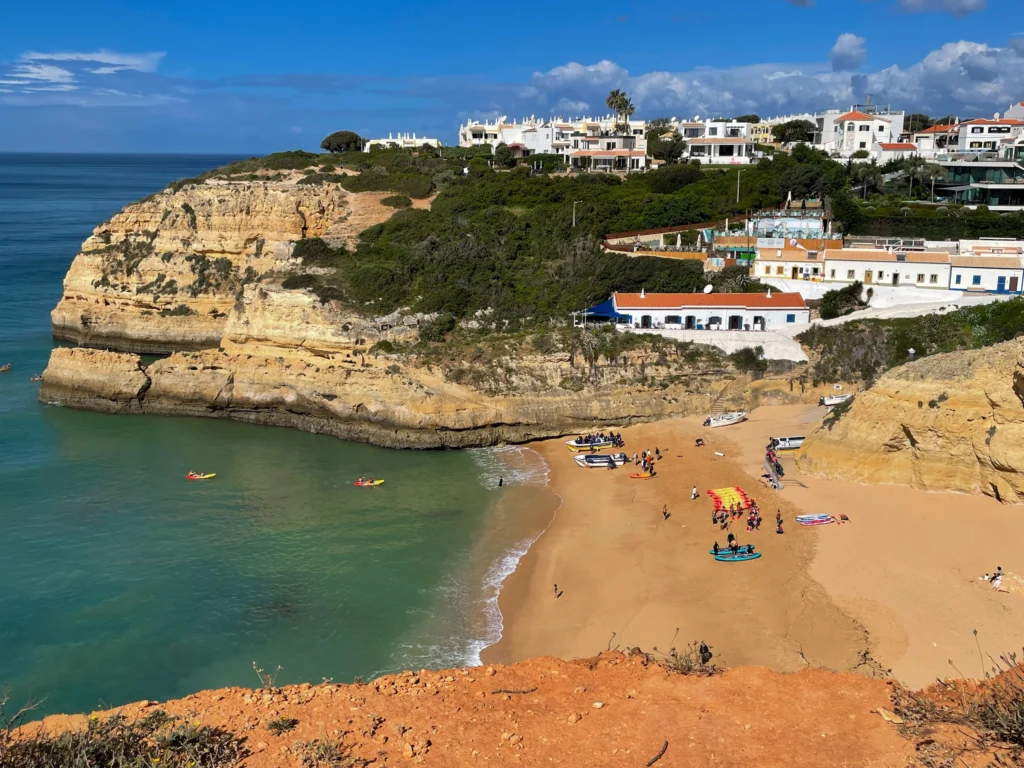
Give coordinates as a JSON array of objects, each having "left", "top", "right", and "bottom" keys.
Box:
[
  {"left": 992, "top": 568, "right": 1003, "bottom": 591},
  {"left": 498, "top": 477, "right": 503, "bottom": 487},
  {"left": 663, "top": 504, "right": 669, "bottom": 520},
  {"left": 554, "top": 584, "right": 559, "bottom": 598},
  {"left": 692, "top": 486, "right": 699, "bottom": 500}
]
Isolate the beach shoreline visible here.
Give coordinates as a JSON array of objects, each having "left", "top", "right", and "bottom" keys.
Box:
[{"left": 484, "top": 405, "right": 1024, "bottom": 688}]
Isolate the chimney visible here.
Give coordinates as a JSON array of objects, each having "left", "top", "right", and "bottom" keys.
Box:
[
  {"left": 767, "top": 288, "right": 772, "bottom": 299},
  {"left": 641, "top": 288, "right": 645, "bottom": 299}
]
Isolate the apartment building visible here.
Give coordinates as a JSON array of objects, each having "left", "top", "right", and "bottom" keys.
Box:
[
  {"left": 364, "top": 133, "right": 441, "bottom": 152},
  {"left": 956, "top": 117, "right": 1024, "bottom": 153}
]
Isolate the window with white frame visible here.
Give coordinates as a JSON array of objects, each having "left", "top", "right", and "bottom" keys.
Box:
[
  {"left": 847, "top": 270, "right": 855, "bottom": 279},
  {"left": 916, "top": 273, "right": 925, "bottom": 283},
  {"left": 930, "top": 274, "right": 938, "bottom": 284}
]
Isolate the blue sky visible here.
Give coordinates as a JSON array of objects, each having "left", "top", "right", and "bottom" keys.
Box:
[{"left": 1, "top": 0, "right": 1021, "bottom": 153}]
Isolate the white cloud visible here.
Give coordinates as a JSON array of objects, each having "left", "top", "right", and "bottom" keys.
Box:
[
  {"left": 9, "top": 63, "right": 74, "bottom": 83},
  {"left": 20, "top": 50, "right": 165, "bottom": 73},
  {"left": 830, "top": 33, "right": 867, "bottom": 71},
  {"left": 556, "top": 97, "right": 589, "bottom": 113},
  {"left": 897, "top": 0, "right": 986, "bottom": 15},
  {"left": 502, "top": 39, "right": 1024, "bottom": 121}
]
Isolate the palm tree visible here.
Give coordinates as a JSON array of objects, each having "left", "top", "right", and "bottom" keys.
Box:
[
  {"left": 917, "top": 162, "right": 942, "bottom": 202},
  {"left": 618, "top": 97, "right": 635, "bottom": 133},
  {"left": 855, "top": 163, "right": 883, "bottom": 200},
  {"left": 605, "top": 90, "right": 624, "bottom": 122},
  {"left": 904, "top": 156, "right": 927, "bottom": 197}
]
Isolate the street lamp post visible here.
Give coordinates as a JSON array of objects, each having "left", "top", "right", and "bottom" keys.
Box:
[
  {"left": 572, "top": 200, "right": 583, "bottom": 228},
  {"left": 736, "top": 170, "right": 742, "bottom": 204}
]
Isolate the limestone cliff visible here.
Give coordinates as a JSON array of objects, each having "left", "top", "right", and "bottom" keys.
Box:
[
  {"left": 42, "top": 172, "right": 755, "bottom": 448},
  {"left": 50, "top": 176, "right": 394, "bottom": 353},
  {"left": 41, "top": 287, "right": 734, "bottom": 448},
  {"left": 797, "top": 339, "right": 1024, "bottom": 502}
]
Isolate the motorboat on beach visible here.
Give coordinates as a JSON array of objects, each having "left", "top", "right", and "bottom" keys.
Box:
[
  {"left": 565, "top": 436, "right": 617, "bottom": 452},
  {"left": 574, "top": 452, "right": 628, "bottom": 468},
  {"left": 819, "top": 394, "right": 852, "bottom": 407},
  {"left": 768, "top": 436, "right": 805, "bottom": 452},
  {"left": 703, "top": 411, "right": 747, "bottom": 428}
]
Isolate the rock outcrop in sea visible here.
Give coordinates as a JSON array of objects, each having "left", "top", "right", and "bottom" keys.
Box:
[
  {"left": 40, "top": 173, "right": 740, "bottom": 448},
  {"left": 797, "top": 339, "right": 1024, "bottom": 502}
]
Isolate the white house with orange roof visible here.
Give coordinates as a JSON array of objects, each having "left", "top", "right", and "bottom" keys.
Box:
[
  {"left": 956, "top": 117, "right": 1024, "bottom": 154},
  {"left": 821, "top": 249, "right": 952, "bottom": 289},
  {"left": 609, "top": 290, "right": 809, "bottom": 331},
  {"left": 910, "top": 123, "right": 959, "bottom": 158},
  {"left": 875, "top": 141, "right": 918, "bottom": 163},
  {"left": 834, "top": 110, "right": 899, "bottom": 157}
]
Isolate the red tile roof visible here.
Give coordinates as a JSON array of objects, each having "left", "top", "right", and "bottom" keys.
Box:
[
  {"left": 879, "top": 143, "right": 917, "bottom": 150},
  {"left": 962, "top": 118, "right": 1024, "bottom": 125},
  {"left": 917, "top": 124, "right": 957, "bottom": 134},
  {"left": 837, "top": 111, "right": 885, "bottom": 122},
  {"left": 613, "top": 292, "right": 807, "bottom": 310}
]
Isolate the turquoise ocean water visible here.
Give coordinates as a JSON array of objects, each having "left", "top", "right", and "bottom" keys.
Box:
[{"left": 0, "top": 154, "right": 553, "bottom": 716}]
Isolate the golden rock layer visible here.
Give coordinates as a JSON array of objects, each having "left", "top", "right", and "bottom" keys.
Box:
[{"left": 797, "top": 339, "right": 1024, "bottom": 502}]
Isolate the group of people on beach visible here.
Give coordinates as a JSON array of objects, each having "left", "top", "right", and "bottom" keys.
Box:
[
  {"left": 578, "top": 431, "right": 624, "bottom": 448},
  {"left": 762, "top": 444, "right": 785, "bottom": 489},
  {"left": 633, "top": 448, "right": 660, "bottom": 475},
  {"left": 712, "top": 500, "right": 766, "bottom": 532},
  {"left": 982, "top": 567, "right": 1004, "bottom": 591}
]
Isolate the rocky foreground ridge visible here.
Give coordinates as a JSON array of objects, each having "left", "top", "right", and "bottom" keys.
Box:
[
  {"left": 15, "top": 652, "right": 925, "bottom": 768},
  {"left": 40, "top": 174, "right": 759, "bottom": 447},
  {"left": 797, "top": 339, "right": 1024, "bottom": 502}
]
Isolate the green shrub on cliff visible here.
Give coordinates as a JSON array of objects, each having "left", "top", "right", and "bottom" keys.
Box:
[
  {"left": 0, "top": 705, "right": 247, "bottom": 768},
  {"left": 818, "top": 281, "right": 866, "bottom": 320},
  {"left": 798, "top": 297, "right": 1024, "bottom": 384},
  {"left": 381, "top": 194, "right": 412, "bottom": 209}
]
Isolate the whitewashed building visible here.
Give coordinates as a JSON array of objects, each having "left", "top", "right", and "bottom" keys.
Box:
[
  {"left": 956, "top": 117, "right": 1024, "bottom": 153},
  {"left": 875, "top": 142, "right": 918, "bottom": 163},
  {"left": 911, "top": 124, "right": 958, "bottom": 159},
  {"left": 813, "top": 105, "right": 906, "bottom": 158},
  {"left": 364, "top": 133, "right": 441, "bottom": 152},
  {"left": 822, "top": 249, "right": 952, "bottom": 289},
  {"left": 949, "top": 256, "right": 1024, "bottom": 293},
  {"left": 458, "top": 114, "right": 646, "bottom": 155},
  {"left": 756, "top": 248, "right": 824, "bottom": 281},
  {"left": 610, "top": 291, "right": 809, "bottom": 331}
]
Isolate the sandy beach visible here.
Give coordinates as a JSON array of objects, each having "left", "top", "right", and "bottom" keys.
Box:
[{"left": 485, "top": 404, "right": 1024, "bottom": 689}]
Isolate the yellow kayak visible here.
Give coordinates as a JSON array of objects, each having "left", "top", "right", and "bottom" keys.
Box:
[
  {"left": 187, "top": 473, "right": 216, "bottom": 481},
  {"left": 354, "top": 479, "right": 384, "bottom": 487}
]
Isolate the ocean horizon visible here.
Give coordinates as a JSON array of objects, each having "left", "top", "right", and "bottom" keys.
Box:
[{"left": 0, "top": 152, "right": 551, "bottom": 716}]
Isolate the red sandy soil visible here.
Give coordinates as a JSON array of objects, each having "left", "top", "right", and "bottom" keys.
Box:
[{"left": 21, "top": 652, "right": 916, "bottom": 767}]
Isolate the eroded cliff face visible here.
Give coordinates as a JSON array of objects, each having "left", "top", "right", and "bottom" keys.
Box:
[
  {"left": 797, "top": 339, "right": 1024, "bottom": 502},
  {"left": 41, "top": 286, "right": 731, "bottom": 448},
  {"left": 50, "top": 178, "right": 376, "bottom": 353}
]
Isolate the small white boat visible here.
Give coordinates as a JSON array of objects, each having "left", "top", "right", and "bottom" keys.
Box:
[
  {"left": 574, "top": 452, "right": 628, "bottom": 468},
  {"left": 565, "top": 436, "right": 616, "bottom": 452},
  {"left": 703, "top": 411, "right": 748, "bottom": 428},
  {"left": 819, "top": 394, "right": 852, "bottom": 407},
  {"left": 768, "top": 436, "right": 805, "bottom": 452}
]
